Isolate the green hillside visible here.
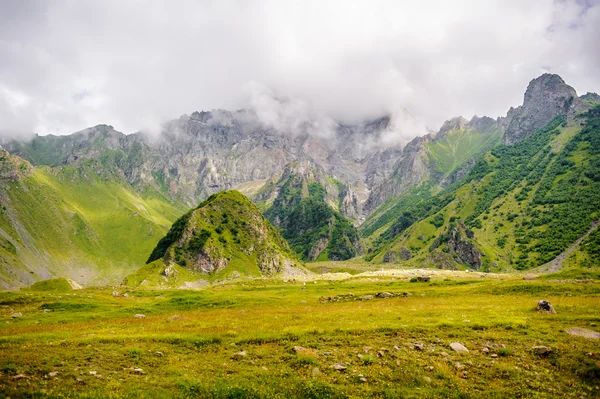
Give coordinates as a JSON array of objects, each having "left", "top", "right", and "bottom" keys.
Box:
[
  {"left": 259, "top": 170, "right": 361, "bottom": 262},
  {"left": 0, "top": 151, "right": 185, "bottom": 288},
  {"left": 425, "top": 122, "right": 502, "bottom": 173},
  {"left": 134, "top": 190, "right": 306, "bottom": 286},
  {"left": 367, "top": 106, "right": 600, "bottom": 271}
]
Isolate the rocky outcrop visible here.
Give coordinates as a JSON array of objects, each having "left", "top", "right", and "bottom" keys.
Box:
[
  {"left": 429, "top": 221, "right": 482, "bottom": 269},
  {"left": 581, "top": 92, "right": 600, "bottom": 104},
  {"left": 364, "top": 134, "right": 433, "bottom": 212},
  {"left": 383, "top": 246, "right": 412, "bottom": 262},
  {"left": 0, "top": 149, "right": 33, "bottom": 181},
  {"left": 503, "top": 74, "right": 589, "bottom": 145}
]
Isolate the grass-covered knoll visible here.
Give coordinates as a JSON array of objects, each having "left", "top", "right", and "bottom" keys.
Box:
[
  {"left": 368, "top": 107, "right": 600, "bottom": 271},
  {"left": 258, "top": 164, "right": 361, "bottom": 261},
  {"left": 0, "top": 156, "right": 185, "bottom": 289},
  {"left": 142, "top": 190, "right": 305, "bottom": 283},
  {"left": 0, "top": 274, "right": 598, "bottom": 398},
  {"left": 25, "top": 278, "right": 81, "bottom": 292}
]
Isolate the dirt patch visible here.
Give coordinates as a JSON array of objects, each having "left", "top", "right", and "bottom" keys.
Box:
[{"left": 565, "top": 327, "right": 600, "bottom": 339}]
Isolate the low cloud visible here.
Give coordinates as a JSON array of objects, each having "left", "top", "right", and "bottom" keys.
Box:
[{"left": 0, "top": 0, "right": 599, "bottom": 141}]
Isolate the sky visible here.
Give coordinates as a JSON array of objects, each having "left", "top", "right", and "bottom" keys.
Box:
[{"left": 1, "top": 0, "right": 599, "bottom": 142}]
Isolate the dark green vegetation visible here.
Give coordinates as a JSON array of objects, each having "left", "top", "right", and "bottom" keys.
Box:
[
  {"left": 260, "top": 171, "right": 360, "bottom": 261},
  {"left": 366, "top": 106, "right": 600, "bottom": 271},
  {"left": 140, "top": 191, "right": 305, "bottom": 283},
  {"left": 1, "top": 275, "right": 599, "bottom": 398}
]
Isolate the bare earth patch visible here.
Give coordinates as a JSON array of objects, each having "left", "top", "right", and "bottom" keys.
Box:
[{"left": 565, "top": 327, "right": 600, "bottom": 339}]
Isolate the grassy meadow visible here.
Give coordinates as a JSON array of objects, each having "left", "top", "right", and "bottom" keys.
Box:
[{"left": 0, "top": 270, "right": 599, "bottom": 398}]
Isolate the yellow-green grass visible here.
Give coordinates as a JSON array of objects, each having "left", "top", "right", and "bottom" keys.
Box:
[
  {"left": 425, "top": 127, "right": 502, "bottom": 174},
  {"left": 0, "top": 275, "right": 599, "bottom": 398},
  {"left": 0, "top": 165, "right": 186, "bottom": 287}
]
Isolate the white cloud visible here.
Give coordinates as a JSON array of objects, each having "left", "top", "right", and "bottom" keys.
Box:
[{"left": 0, "top": 0, "right": 598, "bottom": 139}]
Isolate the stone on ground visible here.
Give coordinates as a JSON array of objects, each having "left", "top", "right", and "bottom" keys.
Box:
[{"left": 450, "top": 342, "right": 469, "bottom": 353}]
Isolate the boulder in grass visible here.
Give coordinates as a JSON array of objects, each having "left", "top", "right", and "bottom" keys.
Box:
[
  {"left": 450, "top": 342, "right": 469, "bottom": 353},
  {"left": 536, "top": 300, "right": 556, "bottom": 314},
  {"left": 532, "top": 346, "right": 552, "bottom": 356}
]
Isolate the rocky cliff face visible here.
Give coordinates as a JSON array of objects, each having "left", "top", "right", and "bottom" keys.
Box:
[
  {"left": 502, "top": 74, "right": 589, "bottom": 145},
  {"left": 429, "top": 221, "right": 482, "bottom": 270}
]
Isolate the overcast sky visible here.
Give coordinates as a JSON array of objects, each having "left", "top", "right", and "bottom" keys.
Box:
[{"left": 1, "top": 0, "right": 599, "bottom": 139}]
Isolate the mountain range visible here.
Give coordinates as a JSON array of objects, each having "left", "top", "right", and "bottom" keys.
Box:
[{"left": 1, "top": 73, "right": 599, "bottom": 288}]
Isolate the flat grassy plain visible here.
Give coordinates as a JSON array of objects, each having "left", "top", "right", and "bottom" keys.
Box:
[{"left": 1, "top": 271, "right": 599, "bottom": 398}]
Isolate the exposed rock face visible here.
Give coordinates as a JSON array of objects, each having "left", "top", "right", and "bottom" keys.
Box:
[
  {"left": 581, "top": 92, "right": 600, "bottom": 104},
  {"left": 436, "top": 117, "right": 468, "bottom": 139},
  {"left": 364, "top": 134, "right": 433, "bottom": 212},
  {"left": 0, "top": 149, "right": 33, "bottom": 181},
  {"left": 503, "top": 74, "right": 588, "bottom": 145},
  {"left": 383, "top": 246, "right": 412, "bottom": 263},
  {"left": 430, "top": 221, "right": 482, "bottom": 269}
]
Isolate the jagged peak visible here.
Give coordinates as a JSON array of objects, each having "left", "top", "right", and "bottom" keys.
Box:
[
  {"left": 523, "top": 73, "right": 577, "bottom": 103},
  {"left": 436, "top": 116, "right": 468, "bottom": 139},
  {"left": 581, "top": 92, "right": 600, "bottom": 103}
]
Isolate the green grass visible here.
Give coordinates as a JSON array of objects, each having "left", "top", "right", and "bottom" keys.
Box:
[
  {"left": 425, "top": 126, "right": 502, "bottom": 173},
  {"left": 25, "top": 278, "right": 75, "bottom": 292},
  {"left": 0, "top": 161, "right": 186, "bottom": 288},
  {"left": 0, "top": 274, "right": 599, "bottom": 398}
]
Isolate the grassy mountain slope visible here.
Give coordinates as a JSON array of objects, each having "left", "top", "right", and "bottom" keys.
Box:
[
  {"left": 255, "top": 163, "right": 361, "bottom": 261},
  {"left": 361, "top": 121, "right": 503, "bottom": 246},
  {"left": 134, "top": 190, "right": 306, "bottom": 286},
  {"left": 0, "top": 151, "right": 184, "bottom": 288},
  {"left": 367, "top": 106, "right": 600, "bottom": 271},
  {"left": 425, "top": 122, "right": 502, "bottom": 174}
]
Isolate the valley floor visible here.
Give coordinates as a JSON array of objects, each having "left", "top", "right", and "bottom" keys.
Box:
[{"left": 0, "top": 270, "right": 599, "bottom": 398}]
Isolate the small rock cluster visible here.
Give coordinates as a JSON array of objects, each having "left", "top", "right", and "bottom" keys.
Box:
[{"left": 319, "top": 292, "right": 411, "bottom": 303}]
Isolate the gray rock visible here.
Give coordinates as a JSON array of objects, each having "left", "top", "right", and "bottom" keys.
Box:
[
  {"left": 360, "top": 295, "right": 374, "bottom": 301},
  {"left": 413, "top": 343, "right": 425, "bottom": 351},
  {"left": 11, "top": 312, "right": 22, "bottom": 318},
  {"left": 311, "top": 367, "right": 321, "bottom": 376},
  {"left": 233, "top": 350, "right": 247, "bottom": 359},
  {"left": 449, "top": 342, "right": 469, "bottom": 353},
  {"left": 332, "top": 363, "right": 347, "bottom": 371},
  {"left": 133, "top": 314, "right": 146, "bottom": 318},
  {"left": 375, "top": 292, "right": 394, "bottom": 298},
  {"left": 112, "top": 291, "right": 121, "bottom": 297},
  {"left": 565, "top": 327, "right": 600, "bottom": 339},
  {"left": 133, "top": 368, "right": 144, "bottom": 375},
  {"left": 532, "top": 346, "right": 552, "bottom": 356},
  {"left": 503, "top": 74, "right": 588, "bottom": 145},
  {"left": 536, "top": 300, "right": 556, "bottom": 314},
  {"left": 48, "top": 371, "right": 58, "bottom": 377},
  {"left": 292, "top": 346, "right": 308, "bottom": 353}
]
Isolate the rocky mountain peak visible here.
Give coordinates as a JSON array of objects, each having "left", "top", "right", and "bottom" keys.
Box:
[
  {"left": 468, "top": 116, "right": 498, "bottom": 132},
  {"left": 503, "top": 73, "right": 588, "bottom": 145},
  {"left": 437, "top": 116, "right": 468, "bottom": 138},
  {"left": 581, "top": 92, "right": 600, "bottom": 103}
]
